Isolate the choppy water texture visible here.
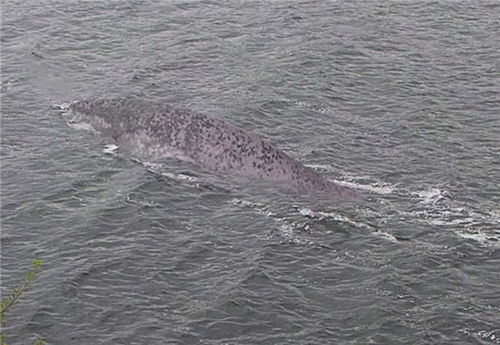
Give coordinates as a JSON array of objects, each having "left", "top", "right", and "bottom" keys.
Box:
[{"left": 1, "top": 1, "right": 499, "bottom": 344}]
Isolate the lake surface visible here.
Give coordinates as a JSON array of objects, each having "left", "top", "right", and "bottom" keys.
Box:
[{"left": 1, "top": 1, "right": 499, "bottom": 344}]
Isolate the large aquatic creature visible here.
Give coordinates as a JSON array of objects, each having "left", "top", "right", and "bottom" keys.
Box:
[{"left": 68, "top": 98, "right": 359, "bottom": 198}]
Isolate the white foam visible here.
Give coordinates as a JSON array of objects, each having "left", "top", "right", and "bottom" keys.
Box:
[
  {"left": 295, "top": 207, "right": 398, "bottom": 242},
  {"left": 136, "top": 160, "right": 200, "bottom": 183},
  {"left": 231, "top": 198, "right": 262, "bottom": 208},
  {"left": 103, "top": 144, "right": 119, "bottom": 154},
  {"left": 52, "top": 102, "right": 71, "bottom": 111},
  {"left": 67, "top": 120, "right": 96, "bottom": 132},
  {"left": 160, "top": 172, "right": 198, "bottom": 182},
  {"left": 231, "top": 198, "right": 276, "bottom": 217},
  {"left": 140, "top": 161, "right": 165, "bottom": 171},
  {"left": 305, "top": 165, "right": 396, "bottom": 195},
  {"left": 304, "top": 163, "right": 335, "bottom": 172},
  {"left": 296, "top": 207, "right": 370, "bottom": 228},
  {"left": 55, "top": 102, "right": 97, "bottom": 133},
  {"left": 334, "top": 179, "right": 395, "bottom": 195},
  {"left": 412, "top": 188, "right": 447, "bottom": 204},
  {"left": 459, "top": 328, "right": 499, "bottom": 343},
  {"left": 297, "top": 207, "right": 316, "bottom": 217},
  {"left": 395, "top": 190, "right": 500, "bottom": 245}
]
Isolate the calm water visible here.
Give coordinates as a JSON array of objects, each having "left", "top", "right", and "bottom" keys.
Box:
[{"left": 1, "top": 1, "right": 499, "bottom": 344}]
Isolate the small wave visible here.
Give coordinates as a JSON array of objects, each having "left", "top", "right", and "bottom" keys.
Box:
[
  {"left": 124, "top": 195, "right": 161, "bottom": 208},
  {"left": 403, "top": 207, "right": 473, "bottom": 226},
  {"left": 231, "top": 197, "right": 400, "bottom": 243},
  {"left": 295, "top": 207, "right": 399, "bottom": 242},
  {"left": 457, "top": 230, "right": 499, "bottom": 245},
  {"left": 231, "top": 198, "right": 314, "bottom": 244}
]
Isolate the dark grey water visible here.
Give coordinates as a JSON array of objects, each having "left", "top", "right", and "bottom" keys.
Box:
[{"left": 1, "top": 1, "right": 499, "bottom": 344}]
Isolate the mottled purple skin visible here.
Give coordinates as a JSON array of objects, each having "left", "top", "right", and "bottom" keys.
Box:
[{"left": 70, "top": 99, "right": 359, "bottom": 198}]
